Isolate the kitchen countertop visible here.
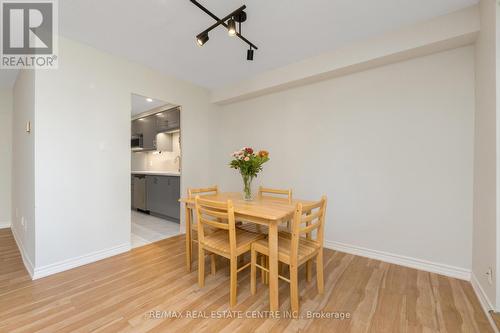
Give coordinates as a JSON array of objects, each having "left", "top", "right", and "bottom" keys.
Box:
[{"left": 132, "top": 171, "right": 181, "bottom": 176}]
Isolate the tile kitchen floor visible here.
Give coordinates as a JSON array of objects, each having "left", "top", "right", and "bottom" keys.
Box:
[{"left": 131, "top": 210, "right": 181, "bottom": 248}]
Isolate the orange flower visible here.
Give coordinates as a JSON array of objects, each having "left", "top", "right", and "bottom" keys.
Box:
[{"left": 258, "top": 150, "right": 269, "bottom": 158}]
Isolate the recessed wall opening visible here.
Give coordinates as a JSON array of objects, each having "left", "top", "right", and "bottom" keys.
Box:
[{"left": 130, "top": 93, "right": 182, "bottom": 248}]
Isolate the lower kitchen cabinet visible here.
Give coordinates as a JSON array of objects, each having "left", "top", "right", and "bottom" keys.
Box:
[{"left": 146, "top": 175, "right": 180, "bottom": 221}]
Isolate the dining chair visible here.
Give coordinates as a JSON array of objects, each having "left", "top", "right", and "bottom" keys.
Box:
[
  {"left": 250, "top": 196, "right": 327, "bottom": 313},
  {"left": 237, "top": 186, "right": 293, "bottom": 282},
  {"left": 195, "top": 196, "right": 265, "bottom": 307},
  {"left": 187, "top": 186, "right": 219, "bottom": 274},
  {"left": 258, "top": 186, "right": 293, "bottom": 202}
]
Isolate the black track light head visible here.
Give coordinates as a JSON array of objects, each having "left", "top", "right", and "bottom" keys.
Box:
[
  {"left": 196, "top": 32, "right": 209, "bottom": 46},
  {"left": 227, "top": 18, "right": 236, "bottom": 36},
  {"left": 247, "top": 47, "right": 254, "bottom": 61}
]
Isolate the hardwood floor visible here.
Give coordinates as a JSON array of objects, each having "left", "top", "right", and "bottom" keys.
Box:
[{"left": 0, "top": 228, "right": 493, "bottom": 332}]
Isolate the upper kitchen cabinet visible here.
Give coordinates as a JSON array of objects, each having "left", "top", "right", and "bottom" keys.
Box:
[
  {"left": 156, "top": 108, "right": 180, "bottom": 133},
  {"left": 131, "top": 116, "right": 157, "bottom": 151},
  {"left": 131, "top": 118, "right": 141, "bottom": 136},
  {"left": 131, "top": 107, "right": 180, "bottom": 152}
]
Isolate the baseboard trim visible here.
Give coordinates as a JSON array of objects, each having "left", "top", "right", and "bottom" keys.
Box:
[
  {"left": 325, "top": 240, "right": 471, "bottom": 281},
  {"left": 10, "top": 225, "right": 35, "bottom": 278},
  {"left": 471, "top": 273, "right": 499, "bottom": 332},
  {"left": 0, "top": 221, "right": 11, "bottom": 229},
  {"left": 32, "top": 243, "right": 131, "bottom": 280}
]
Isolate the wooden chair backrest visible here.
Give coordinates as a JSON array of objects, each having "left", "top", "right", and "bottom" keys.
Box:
[
  {"left": 188, "top": 186, "right": 218, "bottom": 199},
  {"left": 258, "top": 186, "right": 292, "bottom": 203},
  {"left": 290, "top": 196, "right": 327, "bottom": 259},
  {"left": 195, "top": 196, "right": 237, "bottom": 254}
]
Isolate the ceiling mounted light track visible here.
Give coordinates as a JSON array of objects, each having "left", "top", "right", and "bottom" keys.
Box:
[{"left": 190, "top": 0, "right": 258, "bottom": 61}]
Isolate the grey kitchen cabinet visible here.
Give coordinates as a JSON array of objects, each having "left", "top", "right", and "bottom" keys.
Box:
[
  {"left": 132, "top": 108, "right": 179, "bottom": 152},
  {"left": 141, "top": 116, "right": 157, "bottom": 150},
  {"left": 131, "top": 119, "right": 141, "bottom": 136},
  {"left": 132, "top": 175, "right": 147, "bottom": 211},
  {"left": 146, "top": 175, "right": 180, "bottom": 221},
  {"left": 131, "top": 117, "right": 157, "bottom": 151},
  {"left": 156, "top": 108, "right": 180, "bottom": 133}
]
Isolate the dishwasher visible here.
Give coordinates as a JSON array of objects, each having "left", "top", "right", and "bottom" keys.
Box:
[{"left": 132, "top": 175, "right": 147, "bottom": 211}]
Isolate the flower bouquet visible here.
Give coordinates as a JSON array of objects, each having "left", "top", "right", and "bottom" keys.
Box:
[{"left": 230, "top": 147, "right": 270, "bottom": 201}]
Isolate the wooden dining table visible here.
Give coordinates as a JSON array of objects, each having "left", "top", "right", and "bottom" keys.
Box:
[{"left": 180, "top": 192, "right": 314, "bottom": 311}]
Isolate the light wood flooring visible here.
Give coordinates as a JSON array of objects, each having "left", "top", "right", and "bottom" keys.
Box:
[{"left": 0, "top": 228, "right": 493, "bottom": 332}]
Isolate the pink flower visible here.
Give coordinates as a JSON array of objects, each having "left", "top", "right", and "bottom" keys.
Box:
[{"left": 244, "top": 156, "right": 250, "bottom": 161}]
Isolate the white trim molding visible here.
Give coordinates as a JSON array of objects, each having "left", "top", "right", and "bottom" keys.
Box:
[
  {"left": 471, "top": 273, "right": 499, "bottom": 333},
  {"left": 10, "top": 225, "right": 35, "bottom": 278},
  {"left": 325, "top": 240, "right": 471, "bottom": 280},
  {"left": 0, "top": 221, "right": 11, "bottom": 229},
  {"left": 32, "top": 243, "right": 131, "bottom": 280}
]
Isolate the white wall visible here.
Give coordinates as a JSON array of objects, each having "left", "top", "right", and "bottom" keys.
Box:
[
  {"left": 212, "top": 47, "right": 475, "bottom": 273},
  {"left": 11, "top": 70, "right": 36, "bottom": 271},
  {"left": 32, "top": 37, "right": 217, "bottom": 273},
  {"left": 0, "top": 88, "right": 12, "bottom": 228},
  {"left": 496, "top": 0, "right": 500, "bottom": 311},
  {"left": 472, "top": 0, "right": 498, "bottom": 310}
]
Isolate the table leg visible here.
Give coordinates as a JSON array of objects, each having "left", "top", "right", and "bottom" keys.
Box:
[
  {"left": 185, "top": 205, "right": 192, "bottom": 272},
  {"left": 268, "top": 222, "right": 279, "bottom": 311}
]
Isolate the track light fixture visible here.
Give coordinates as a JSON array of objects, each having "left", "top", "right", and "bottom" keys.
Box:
[
  {"left": 227, "top": 18, "right": 236, "bottom": 36},
  {"left": 247, "top": 47, "right": 254, "bottom": 61},
  {"left": 196, "top": 32, "right": 209, "bottom": 47},
  {"left": 190, "top": 0, "right": 258, "bottom": 61}
]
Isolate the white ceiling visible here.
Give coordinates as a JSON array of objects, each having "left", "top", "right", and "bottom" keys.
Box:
[
  {"left": 1, "top": 1, "right": 478, "bottom": 90},
  {"left": 131, "top": 93, "right": 173, "bottom": 116},
  {"left": 59, "top": 0, "right": 478, "bottom": 89}
]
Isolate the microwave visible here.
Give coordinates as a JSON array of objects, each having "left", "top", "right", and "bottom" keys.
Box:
[{"left": 131, "top": 134, "right": 144, "bottom": 151}]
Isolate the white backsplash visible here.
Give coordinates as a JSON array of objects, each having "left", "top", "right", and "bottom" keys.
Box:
[{"left": 131, "top": 132, "right": 181, "bottom": 172}]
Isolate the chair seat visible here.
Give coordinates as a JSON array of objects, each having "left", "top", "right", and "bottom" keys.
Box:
[
  {"left": 201, "top": 229, "right": 265, "bottom": 257},
  {"left": 252, "top": 236, "right": 320, "bottom": 265}
]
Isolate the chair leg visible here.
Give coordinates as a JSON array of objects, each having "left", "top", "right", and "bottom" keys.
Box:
[
  {"left": 251, "top": 248, "right": 257, "bottom": 295},
  {"left": 316, "top": 250, "right": 324, "bottom": 294},
  {"left": 265, "top": 256, "right": 269, "bottom": 284},
  {"left": 198, "top": 246, "right": 205, "bottom": 288},
  {"left": 230, "top": 256, "right": 238, "bottom": 307},
  {"left": 210, "top": 253, "right": 216, "bottom": 275},
  {"left": 260, "top": 255, "right": 266, "bottom": 284},
  {"left": 306, "top": 260, "right": 312, "bottom": 283},
  {"left": 290, "top": 264, "right": 299, "bottom": 313}
]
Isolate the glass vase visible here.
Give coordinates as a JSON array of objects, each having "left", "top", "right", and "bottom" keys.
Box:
[{"left": 242, "top": 174, "right": 254, "bottom": 201}]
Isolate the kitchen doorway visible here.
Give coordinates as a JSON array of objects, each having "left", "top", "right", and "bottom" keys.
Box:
[{"left": 130, "top": 93, "right": 182, "bottom": 248}]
